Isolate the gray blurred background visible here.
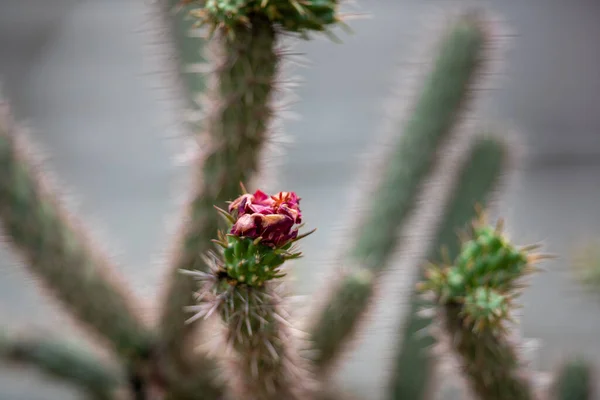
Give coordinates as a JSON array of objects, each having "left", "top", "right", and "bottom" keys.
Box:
[{"left": 1, "top": 0, "right": 600, "bottom": 399}]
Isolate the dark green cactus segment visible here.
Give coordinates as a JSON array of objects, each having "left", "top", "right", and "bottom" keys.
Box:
[
  {"left": 421, "top": 217, "right": 539, "bottom": 332},
  {"left": 553, "top": 358, "right": 594, "bottom": 400},
  {"left": 0, "top": 119, "right": 152, "bottom": 360},
  {"left": 187, "top": 0, "right": 339, "bottom": 36},
  {"left": 414, "top": 143, "right": 544, "bottom": 399},
  {"left": 159, "top": 16, "right": 279, "bottom": 373},
  {"left": 309, "top": 268, "right": 374, "bottom": 369},
  {"left": 390, "top": 135, "right": 510, "bottom": 400},
  {"left": 221, "top": 235, "right": 290, "bottom": 286},
  {"left": 442, "top": 303, "right": 534, "bottom": 400},
  {"left": 349, "top": 12, "right": 488, "bottom": 273},
  {"left": 0, "top": 332, "right": 124, "bottom": 400}
]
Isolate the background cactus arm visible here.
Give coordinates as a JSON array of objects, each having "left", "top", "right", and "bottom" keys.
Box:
[
  {"left": 440, "top": 303, "right": 534, "bottom": 400},
  {"left": 307, "top": 11, "right": 493, "bottom": 374},
  {"left": 0, "top": 331, "right": 125, "bottom": 400},
  {"left": 551, "top": 357, "right": 594, "bottom": 400},
  {"left": 349, "top": 11, "right": 489, "bottom": 272},
  {"left": 389, "top": 135, "right": 512, "bottom": 399},
  {"left": 0, "top": 101, "right": 151, "bottom": 360}
]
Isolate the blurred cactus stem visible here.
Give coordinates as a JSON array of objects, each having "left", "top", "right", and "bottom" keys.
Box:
[
  {"left": 159, "top": 0, "right": 341, "bottom": 374},
  {"left": 185, "top": 190, "right": 316, "bottom": 399},
  {"left": 0, "top": 101, "right": 152, "bottom": 361},
  {"left": 308, "top": 11, "right": 492, "bottom": 373},
  {"left": 0, "top": 331, "right": 125, "bottom": 400},
  {"left": 162, "top": 0, "right": 207, "bottom": 109},
  {"left": 552, "top": 357, "right": 594, "bottom": 400},
  {"left": 390, "top": 135, "right": 513, "bottom": 400},
  {"left": 419, "top": 203, "right": 547, "bottom": 400}
]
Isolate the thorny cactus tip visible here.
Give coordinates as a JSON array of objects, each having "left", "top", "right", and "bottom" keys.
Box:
[
  {"left": 180, "top": 0, "right": 342, "bottom": 37},
  {"left": 183, "top": 187, "right": 315, "bottom": 290},
  {"left": 418, "top": 212, "right": 550, "bottom": 333}
]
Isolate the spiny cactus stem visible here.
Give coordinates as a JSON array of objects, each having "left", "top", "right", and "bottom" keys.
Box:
[
  {"left": 0, "top": 103, "right": 151, "bottom": 360},
  {"left": 349, "top": 12, "right": 488, "bottom": 272},
  {"left": 0, "top": 332, "right": 125, "bottom": 400},
  {"left": 442, "top": 302, "right": 534, "bottom": 400},
  {"left": 213, "top": 279, "right": 312, "bottom": 400},
  {"left": 159, "top": 15, "right": 279, "bottom": 374}
]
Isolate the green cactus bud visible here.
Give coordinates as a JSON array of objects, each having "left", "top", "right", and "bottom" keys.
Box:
[{"left": 222, "top": 235, "right": 287, "bottom": 286}]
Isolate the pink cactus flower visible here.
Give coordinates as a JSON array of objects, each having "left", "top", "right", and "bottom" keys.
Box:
[{"left": 229, "top": 190, "right": 302, "bottom": 247}]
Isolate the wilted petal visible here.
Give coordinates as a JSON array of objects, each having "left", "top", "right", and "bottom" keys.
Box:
[
  {"left": 228, "top": 194, "right": 252, "bottom": 215},
  {"left": 231, "top": 214, "right": 258, "bottom": 236},
  {"left": 278, "top": 204, "right": 300, "bottom": 223},
  {"left": 253, "top": 190, "right": 272, "bottom": 204}
]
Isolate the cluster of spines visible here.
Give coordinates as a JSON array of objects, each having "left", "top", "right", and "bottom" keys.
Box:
[
  {"left": 183, "top": 0, "right": 341, "bottom": 38},
  {"left": 420, "top": 217, "right": 541, "bottom": 333},
  {"left": 419, "top": 214, "right": 547, "bottom": 400},
  {"left": 184, "top": 228, "right": 313, "bottom": 399}
]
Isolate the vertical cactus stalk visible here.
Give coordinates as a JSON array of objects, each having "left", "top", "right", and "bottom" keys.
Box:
[
  {"left": 307, "top": 10, "right": 493, "bottom": 374},
  {"left": 348, "top": 11, "right": 489, "bottom": 273},
  {"left": 390, "top": 135, "right": 512, "bottom": 399},
  {"left": 159, "top": 0, "right": 341, "bottom": 379},
  {"left": 185, "top": 189, "right": 316, "bottom": 399},
  {"left": 0, "top": 102, "right": 151, "bottom": 361},
  {"left": 419, "top": 198, "right": 547, "bottom": 400},
  {"left": 159, "top": 14, "right": 280, "bottom": 371}
]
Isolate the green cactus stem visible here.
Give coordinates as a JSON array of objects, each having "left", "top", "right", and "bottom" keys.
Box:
[
  {"left": 0, "top": 103, "right": 152, "bottom": 361},
  {"left": 307, "top": 268, "right": 374, "bottom": 370},
  {"left": 184, "top": 191, "right": 314, "bottom": 399},
  {"left": 419, "top": 209, "right": 545, "bottom": 400},
  {"left": 0, "top": 331, "right": 124, "bottom": 400},
  {"left": 307, "top": 11, "right": 492, "bottom": 374},
  {"left": 390, "top": 135, "right": 512, "bottom": 400},
  {"left": 158, "top": 15, "right": 280, "bottom": 373},
  {"left": 349, "top": 11, "right": 489, "bottom": 273},
  {"left": 220, "top": 282, "right": 313, "bottom": 399},
  {"left": 553, "top": 357, "right": 594, "bottom": 400}
]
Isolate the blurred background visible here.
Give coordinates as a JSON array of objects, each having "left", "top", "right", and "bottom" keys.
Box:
[{"left": 1, "top": 0, "right": 600, "bottom": 399}]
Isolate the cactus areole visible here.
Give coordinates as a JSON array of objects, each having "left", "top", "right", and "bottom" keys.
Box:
[
  {"left": 183, "top": 0, "right": 341, "bottom": 36},
  {"left": 211, "top": 189, "right": 314, "bottom": 286}
]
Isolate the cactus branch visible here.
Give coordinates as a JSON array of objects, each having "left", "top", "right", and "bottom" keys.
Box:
[
  {"left": 220, "top": 281, "right": 313, "bottom": 399},
  {"left": 307, "top": 11, "right": 492, "bottom": 374},
  {"left": 390, "top": 135, "right": 512, "bottom": 399},
  {"left": 349, "top": 11, "right": 488, "bottom": 273},
  {"left": 0, "top": 101, "right": 151, "bottom": 361},
  {"left": 307, "top": 268, "right": 374, "bottom": 370},
  {"left": 186, "top": 191, "right": 315, "bottom": 399},
  {"left": 0, "top": 330, "right": 125, "bottom": 400},
  {"left": 552, "top": 357, "right": 594, "bottom": 400},
  {"left": 159, "top": 16, "right": 280, "bottom": 372}
]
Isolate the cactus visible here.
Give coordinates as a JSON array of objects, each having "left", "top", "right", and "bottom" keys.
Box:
[
  {"left": 389, "top": 135, "right": 512, "bottom": 400},
  {"left": 419, "top": 213, "right": 544, "bottom": 400},
  {"left": 552, "top": 358, "right": 594, "bottom": 400},
  {"left": 0, "top": 1, "right": 591, "bottom": 400}
]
